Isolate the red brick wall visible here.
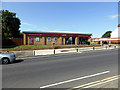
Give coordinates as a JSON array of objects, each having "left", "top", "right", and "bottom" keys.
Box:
[
  {"left": 93, "top": 40, "right": 120, "bottom": 44},
  {"left": 2, "top": 38, "right": 23, "bottom": 45},
  {"left": 111, "top": 40, "right": 120, "bottom": 44},
  {"left": 26, "top": 36, "right": 64, "bottom": 45}
]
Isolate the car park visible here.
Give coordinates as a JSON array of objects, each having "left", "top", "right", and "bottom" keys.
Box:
[{"left": 0, "top": 52, "right": 16, "bottom": 64}]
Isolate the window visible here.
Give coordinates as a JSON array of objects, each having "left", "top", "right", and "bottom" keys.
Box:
[
  {"left": 36, "top": 37, "right": 39, "bottom": 42},
  {"left": 48, "top": 37, "right": 51, "bottom": 42},
  {"left": 54, "top": 37, "right": 57, "bottom": 42}
]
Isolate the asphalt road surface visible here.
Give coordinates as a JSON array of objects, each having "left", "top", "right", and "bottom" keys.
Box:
[{"left": 2, "top": 49, "right": 118, "bottom": 89}]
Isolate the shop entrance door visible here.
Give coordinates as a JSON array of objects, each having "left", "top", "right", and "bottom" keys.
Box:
[
  {"left": 29, "top": 37, "right": 34, "bottom": 45},
  {"left": 45, "top": 37, "right": 47, "bottom": 45}
]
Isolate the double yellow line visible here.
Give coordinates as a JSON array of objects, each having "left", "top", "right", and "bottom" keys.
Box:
[{"left": 68, "top": 75, "right": 120, "bottom": 90}]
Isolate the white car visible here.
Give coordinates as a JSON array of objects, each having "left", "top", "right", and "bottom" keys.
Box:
[{"left": 0, "top": 52, "right": 16, "bottom": 64}]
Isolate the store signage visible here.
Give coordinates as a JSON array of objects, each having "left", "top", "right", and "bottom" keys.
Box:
[{"left": 26, "top": 33, "right": 92, "bottom": 37}]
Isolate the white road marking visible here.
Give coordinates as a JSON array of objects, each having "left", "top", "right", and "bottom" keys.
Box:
[
  {"left": 71, "top": 75, "right": 120, "bottom": 89},
  {"left": 40, "top": 71, "right": 110, "bottom": 88}
]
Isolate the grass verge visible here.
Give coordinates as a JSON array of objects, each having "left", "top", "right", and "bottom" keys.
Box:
[{"left": 2, "top": 45, "right": 101, "bottom": 51}]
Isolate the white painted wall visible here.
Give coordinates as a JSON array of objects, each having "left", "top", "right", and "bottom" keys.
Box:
[
  {"left": 111, "top": 27, "right": 120, "bottom": 38},
  {"left": 35, "top": 49, "right": 54, "bottom": 56}
]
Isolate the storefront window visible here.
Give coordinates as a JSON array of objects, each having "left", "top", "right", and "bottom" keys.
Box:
[
  {"left": 48, "top": 37, "right": 51, "bottom": 42},
  {"left": 65, "top": 37, "right": 75, "bottom": 44},
  {"left": 36, "top": 37, "right": 39, "bottom": 42},
  {"left": 54, "top": 37, "right": 57, "bottom": 42},
  {"left": 79, "top": 37, "right": 88, "bottom": 44}
]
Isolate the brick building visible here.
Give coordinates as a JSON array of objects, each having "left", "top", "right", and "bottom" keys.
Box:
[{"left": 23, "top": 31, "right": 92, "bottom": 45}]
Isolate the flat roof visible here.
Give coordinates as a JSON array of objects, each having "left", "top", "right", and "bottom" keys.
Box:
[{"left": 23, "top": 31, "right": 92, "bottom": 35}]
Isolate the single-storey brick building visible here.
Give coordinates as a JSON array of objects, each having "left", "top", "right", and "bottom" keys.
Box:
[{"left": 23, "top": 31, "right": 92, "bottom": 45}]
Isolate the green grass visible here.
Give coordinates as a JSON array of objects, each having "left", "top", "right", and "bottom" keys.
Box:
[
  {"left": 3, "top": 45, "right": 96, "bottom": 50},
  {"left": 3, "top": 45, "right": 89, "bottom": 49},
  {"left": 13, "top": 45, "right": 53, "bottom": 49}
]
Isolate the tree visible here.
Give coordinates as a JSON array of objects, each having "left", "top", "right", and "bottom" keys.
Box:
[
  {"left": 101, "top": 31, "right": 112, "bottom": 38},
  {"left": 1, "top": 10, "right": 21, "bottom": 38}
]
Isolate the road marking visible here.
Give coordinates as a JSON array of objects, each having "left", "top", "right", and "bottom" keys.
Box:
[
  {"left": 40, "top": 71, "right": 110, "bottom": 88},
  {"left": 84, "top": 76, "right": 119, "bottom": 88},
  {"left": 72, "top": 75, "right": 119, "bottom": 89},
  {"left": 69, "top": 75, "right": 120, "bottom": 90}
]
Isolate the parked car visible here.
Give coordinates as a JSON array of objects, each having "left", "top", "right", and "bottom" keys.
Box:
[{"left": 0, "top": 52, "right": 16, "bottom": 64}]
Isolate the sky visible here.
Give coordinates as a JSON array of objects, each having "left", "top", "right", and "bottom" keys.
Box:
[{"left": 2, "top": 2, "right": 118, "bottom": 38}]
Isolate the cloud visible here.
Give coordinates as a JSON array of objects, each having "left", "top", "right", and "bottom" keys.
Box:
[
  {"left": 21, "top": 22, "right": 37, "bottom": 27},
  {"left": 20, "top": 22, "right": 37, "bottom": 31},
  {"left": 111, "top": 15, "right": 118, "bottom": 19},
  {"left": 22, "top": 29, "right": 33, "bottom": 31},
  {"left": 109, "top": 14, "right": 120, "bottom": 19}
]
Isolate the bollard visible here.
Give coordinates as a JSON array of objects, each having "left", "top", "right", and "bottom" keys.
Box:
[
  {"left": 76, "top": 48, "right": 78, "bottom": 52},
  {"left": 6, "top": 51, "right": 9, "bottom": 53},
  {"left": 93, "top": 46, "right": 95, "bottom": 50},
  {"left": 54, "top": 49, "right": 55, "bottom": 54},
  {"left": 109, "top": 44, "right": 111, "bottom": 48},
  {"left": 114, "top": 45, "right": 116, "bottom": 48},
  {"left": 106, "top": 45, "right": 107, "bottom": 49},
  {"left": 33, "top": 50, "right": 35, "bottom": 56}
]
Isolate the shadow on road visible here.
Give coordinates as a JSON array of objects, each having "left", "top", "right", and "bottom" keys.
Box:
[{"left": 12, "top": 59, "right": 24, "bottom": 64}]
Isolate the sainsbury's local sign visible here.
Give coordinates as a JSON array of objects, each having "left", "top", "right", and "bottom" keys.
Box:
[{"left": 26, "top": 33, "right": 92, "bottom": 37}]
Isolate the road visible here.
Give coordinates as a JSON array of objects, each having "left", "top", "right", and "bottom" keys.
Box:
[{"left": 2, "top": 49, "right": 118, "bottom": 89}]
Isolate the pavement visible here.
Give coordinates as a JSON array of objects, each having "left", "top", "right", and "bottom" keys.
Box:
[
  {"left": 2, "top": 49, "right": 119, "bottom": 89},
  {"left": 7, "top": 45, "right": 118, "bottom": 58}
]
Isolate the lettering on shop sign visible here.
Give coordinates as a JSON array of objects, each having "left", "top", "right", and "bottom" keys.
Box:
[{"left": 26, "top": 33, "right": 92, "bottom": 37}]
